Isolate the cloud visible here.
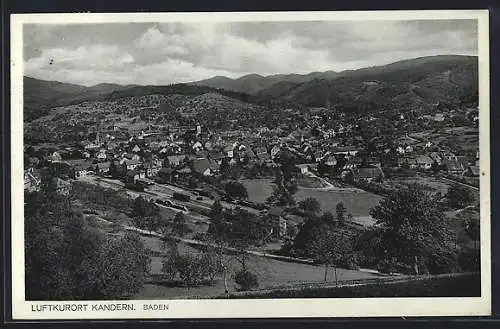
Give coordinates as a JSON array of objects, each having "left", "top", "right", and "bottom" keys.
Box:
[{"left": 23, "top": 19, "right": 478, "bottom": 86}]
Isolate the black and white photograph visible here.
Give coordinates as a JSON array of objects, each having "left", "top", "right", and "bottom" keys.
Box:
[{"left": 10, "top": 10, "right": 490, "bottom": 319}]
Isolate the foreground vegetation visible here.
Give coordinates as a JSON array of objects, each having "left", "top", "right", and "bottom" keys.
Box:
[{"left": 217, "top": 273, "right": 480, "bottom": 299}]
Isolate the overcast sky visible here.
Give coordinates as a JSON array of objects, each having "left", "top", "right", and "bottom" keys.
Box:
[{"left": 23, "top": 20, "right": 478, "bottom": 86}]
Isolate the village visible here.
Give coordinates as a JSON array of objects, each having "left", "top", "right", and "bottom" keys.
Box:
[{"left": 23, "top": 92, "right": 480, "bottom": 247}]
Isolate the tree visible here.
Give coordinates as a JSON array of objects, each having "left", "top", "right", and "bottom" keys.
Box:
[
  {"left": 199, "top": 250, "right": 224, "bottom": 283},
  {"left": 171, "top": 212, "right": 191, "bottom": 237},
  {"left": 291, "top": 215, "right": 354, "bottom": 283},
  {"left": 131, "top": 196, "right": 161, "bottom": 231},
  {"left": 224, "top": 181, "right": 248, "bottom": 199},
  {"left": 447, "top": 184, "right": 474, "bottom": 209},
  {"left": 459, "top": 209, "right": 480, "bottom": 250},
  {"left": 208, "top": 208, "right": 271, "bottom": 291},
  {"left": 320, "top": 211, "right": 336, "bottom": 225},
  {"left": 311, "top": 229, "right": 355, "bottom": 284},
  {"left": 40, "top": 172, "right": 58, "bottom": 199},
  {"left": 234, "top": 268, "right": 259, "bottom": 291},
  {"left": 209, "top": 199, "right": 223, "bottom": 221},
  {"left": 369, "top": 183, "right": 458, "bottom": 274},
  {"left": 298, "top": 197, "right": 321, "bottom": 215},
  {"left": 336, "top": 202, "right": 346, "bottom": 226},
  {"left": 92, "top": 232, "right": 151, "bottom": 299},
  {"left": 109, "top": 161, "right": 118, "bottom": 178},
  {"left": 25, "top": 189, "right": 151, "bottom": 300}
]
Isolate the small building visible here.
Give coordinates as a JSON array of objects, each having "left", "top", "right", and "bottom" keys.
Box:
[
  {"left": 73, "top": 161, "right": 93, "bottom": 179},
  {"left": 415, "top": 155, "right": 434, "bottom": 170},
  {"left": 352, "top": 166, "right": 384, "bottom": 182},
  {"left": 267, "top": 207, "right": 287, "bottom": 239},
  {"left": 324, "top": 155, "right": 337, "bottom": 166},
  {"left": 166, "top": 155, "right": 187, "bottom": 167},
  {"left": 120, "top": 158, "right": 141, "bottom": 171},
  {"left": 296, "top": 164, "right": 309, "bottom": 174},
  {"left": 467, "top": 166, "right": 480, "bottom": 177},
  {"left": 224, "top": 145, "right": 234, "bottom": 158},
  {"left": 51, "top": 151, "right": 63, "bottom": 163},
  {"left": 442, "top": 158, "right": 466, "bottom": 175},
  {"left": 429, "top": 152, "right": 442, "bottom": 165},
  {"left": 193, "top": 158, "right": 220, "bottom": 176}
]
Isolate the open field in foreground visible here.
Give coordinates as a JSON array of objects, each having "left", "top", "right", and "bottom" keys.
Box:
[{"left": 133, "top": 239, "right": 378, "bottom": 299}]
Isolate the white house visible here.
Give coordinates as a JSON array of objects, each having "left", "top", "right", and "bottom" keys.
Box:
[
  {"left": 224, "top": 145, "right": 234, "bottom": 158},
  {"left": 97, "top": 150, "right": 107, "bottom": 160},
  {"left": 192, "top": 141, "right": 203, "bottom": 151},
  {"left": 296, "top": 164, "right": 309, "bottom": 174},
  {"left": 270, "top": 145, "right": 281, "bottom": 158}
]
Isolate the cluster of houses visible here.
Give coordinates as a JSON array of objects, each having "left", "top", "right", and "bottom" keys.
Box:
[{"left": 24, "top": 112, "right": 480, "bottom": 195}]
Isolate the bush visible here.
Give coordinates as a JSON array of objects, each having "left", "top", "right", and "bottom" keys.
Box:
[
  {"left": 224, "top": 181, "right": 248, "bottom": 199},
  {"left": 458, "top": 248, "right": 480, "bottom": 272},
  {"left": 172, "top": 192, "right": 190, "bottom": 202},
  {"left": 234, "top": 268, "right": 259, "bottom": 291}
]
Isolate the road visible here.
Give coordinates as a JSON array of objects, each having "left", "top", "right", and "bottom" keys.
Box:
[
  {"left": 94, "top": 214, "right": 316, "bottom": 265},
  {"left": 304, "top": 171, "right": 363, "bottom": 192},
  {"left": 440, "top": 176, "right": 479, "bottom": 191},
  {"left": 82, "top": 176, "right": 260, "bottom": 216}
]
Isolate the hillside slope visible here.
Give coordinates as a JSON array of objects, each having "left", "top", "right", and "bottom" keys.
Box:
[
  {"left": 194, "top": 55, "right": 478, "bottom": 111},
  {"left": 23, "top": 77, "right": 130, "bottom": 121},
  {"left": 192, "top": 71, "right": 338, "bottom": 95},
  {"left": 258, "top": 55, "right": 478, "bottom": 110}
]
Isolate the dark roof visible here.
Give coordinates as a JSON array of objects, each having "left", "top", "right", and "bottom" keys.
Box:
[
  {"left": 193, "top": 158, "right": 219, "bottom": 174},
  {"left": 64, "top": 159, "right": 92, "bottom": 171},
  {"left": 416, "top": 155, "right": 433, "bottom": 164},
  {"left": 468, "top": 166, "right": 480, "bottom": 176}
]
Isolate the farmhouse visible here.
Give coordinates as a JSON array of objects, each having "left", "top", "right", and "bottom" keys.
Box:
[
  {"left": 120, "top": 158, "right": 141, "bottom": 171},
  {"left": 296, "top": 164, "right": 309, "bottom": 174},
  {"left": 415, "top": 155, "right": 434, "bottom": 170},
  {"left": 166, "top": 155, "right": 187, "bottom": 167},
  {"left": 71, "top": 161, "right": 94, "bottom": 179},
  {"left": 467, "top": 165, "right": 480, "bottom": 177},
  {"left": 352, "top": 166, "right": 384, "bottom": 182},
  {"left": 193, "top": 158, "right": 220, "bottom": 176}
]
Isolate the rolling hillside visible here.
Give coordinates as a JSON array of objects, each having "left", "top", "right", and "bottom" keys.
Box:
[
  {"left": 194, "top": 55, "right": 478, "bottom": 110},
  {"left": 23, "top": 77, "right": 130, "bottom": 121},
  {"left": 24, "top": 55, "right": 479, "bottom": 122},
  {"left": 192, "top": 71, "right": 338, "bottom": 95}
]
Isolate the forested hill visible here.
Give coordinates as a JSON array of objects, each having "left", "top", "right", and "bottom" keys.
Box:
[
  {"left": 191, "top": 71, "right": 339, "bottom": 95},
  {"left": 23, "top": 77, "right": 130, "bottom": 121},
  {"left": 24, "top": 55, "right": 478, "bottom": 121},
  {"left": 194, "top": 55, "right": 479, "bottom": 110}
]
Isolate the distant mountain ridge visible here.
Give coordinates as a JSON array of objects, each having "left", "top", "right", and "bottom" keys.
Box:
[
  {"left": 191, "top": 70, "right": 339, "bottom": 94},
  {"left": 189, "top": 55, "right": 478, "bottom": 110},
  {"left": 23, "top": 55, "right": 478, "bottom": 121}
]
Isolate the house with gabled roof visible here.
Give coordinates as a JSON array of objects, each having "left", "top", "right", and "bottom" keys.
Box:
[
  {"left": 351, "top": 166, "right": 384, "bottom": 182},
  {"left": 415, "top": 155, "right": 434, "bottom": 170},
  {"left": 120, "top": 158, "right": 141, "bottom": 171},
  {"left": 193, "top": 158, "right": 220, "bottom": 176}
]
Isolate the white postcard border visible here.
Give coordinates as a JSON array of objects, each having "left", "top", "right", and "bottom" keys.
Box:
[{"left": 10, "top": 10, "right": 491, "bottom": 319}]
